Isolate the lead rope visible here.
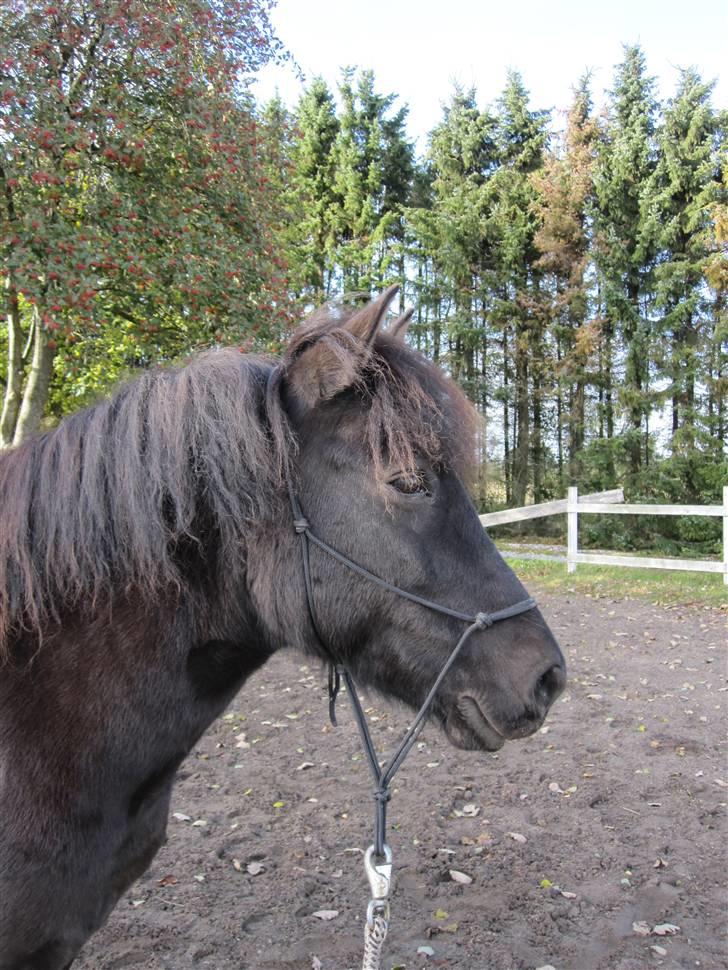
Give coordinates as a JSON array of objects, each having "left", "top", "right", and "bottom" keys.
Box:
[{"left": 363, "top": 912, "right": 389, "bottom": 970}]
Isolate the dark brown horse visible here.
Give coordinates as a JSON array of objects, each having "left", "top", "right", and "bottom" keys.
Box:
[{"left": 0, "top": 288, "right": 565, "bottom": 969}]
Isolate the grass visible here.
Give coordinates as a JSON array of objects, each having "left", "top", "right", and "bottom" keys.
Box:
[{"left": 502, "top": 554, "right": 728, "bottom": 610}]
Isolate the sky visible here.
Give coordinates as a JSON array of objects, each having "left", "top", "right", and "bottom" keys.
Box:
[{"left": 253, "top": 0, "right": 727, "bottom": 147}]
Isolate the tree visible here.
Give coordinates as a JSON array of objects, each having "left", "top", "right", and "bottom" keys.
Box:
[
  {"left": 1, "top": 0, "right": 287, "bottom": 446},
  {"left": 643, "top": 70, "right": 723, "bottom": 464},
  {"left": 411, "top": 86, "right": 497, "bottom": 370},
  {"left": 330, "top": 68, "right": 414, "bottom": 293},
  {"left": 286, "top": 77, "right": 340, "bottom": 302},
  {"left": 488, "top": 71, "right": 549, "bottom": 505},
  {"left": 593, "top": 45, "right": 657, "bottom": 480},
  {"left": 533, "top": 75, "right": 599, "bottom": 484}
]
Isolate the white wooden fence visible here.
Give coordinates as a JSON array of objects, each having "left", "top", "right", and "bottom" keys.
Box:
[{"left": 480, "top": 485, "right": 728, "bottom": 586}]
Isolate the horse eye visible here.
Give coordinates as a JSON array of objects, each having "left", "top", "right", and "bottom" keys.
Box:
[{"left": 389, "top": 473, "right": 431, "bottom": 497}]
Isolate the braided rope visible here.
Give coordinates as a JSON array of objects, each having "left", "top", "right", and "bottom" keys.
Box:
[{"left": 362, "top": 911, "right": 389, "bottom": 970}]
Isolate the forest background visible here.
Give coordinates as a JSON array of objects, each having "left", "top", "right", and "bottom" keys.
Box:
[{"left": 1, "top": 0, "right": 726, "bottom": 557}]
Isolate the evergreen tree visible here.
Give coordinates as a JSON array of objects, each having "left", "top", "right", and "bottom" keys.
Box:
[
  {"left": 287, "top": 78, "right": 340, "bottom": 301},
  {"left": 533, "top": 75, "right": 598, "bottom": 485},
  {"left": 331, "top": 69, "right": 413, "bottom": 292},
  {"left": 412, "top": 87, "right": 498, "bottom": 380},
  {"left": 488, "top": 71, "right": 549, "bottom": 504},
  {"left": 594, "top": 45, "right": 657, "bottom": 481},
  {"left": 643, "top": 69, "right": 723, "bottom": 482}
]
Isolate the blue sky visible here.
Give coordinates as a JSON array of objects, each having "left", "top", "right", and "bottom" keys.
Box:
[{"left": 254, "top": 0, "right": 726, "bottom": 144}]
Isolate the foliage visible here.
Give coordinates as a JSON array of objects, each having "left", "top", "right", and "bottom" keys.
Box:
[
  {"left": 2, "top": 24, "right": 725, "bottom": 558},
  {"left": 1, "top": 0, "right": 289, "bottom": 441},
  {"left": 263, "top": 47, "right": 725, "bottom": 553}
]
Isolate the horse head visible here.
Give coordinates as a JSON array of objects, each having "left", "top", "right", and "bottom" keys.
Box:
[{"left": 265, "top": 286, "right": 566, "bottom": 753}]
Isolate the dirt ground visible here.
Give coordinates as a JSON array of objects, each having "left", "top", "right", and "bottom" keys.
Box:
[{"left": 75, "top": 589, "right": 727, "bottom": 970}]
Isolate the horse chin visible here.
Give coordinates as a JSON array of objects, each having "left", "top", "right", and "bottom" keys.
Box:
[{"left": 443, "top": 696, "right": 506, "bottom": 752}]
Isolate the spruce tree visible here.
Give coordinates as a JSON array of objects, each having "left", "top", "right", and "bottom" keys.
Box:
[
  {"left": 288, "top": 78, "right": 340, "bottom": 301},
  {"left": 489, "top": 71, "right": 549, "bottom": 504},
  {"left": 594, "top": 45, "right": 657, "bottom": 481},
  {"left": 533, "top": 75, "right": 598, "bottom": 485},
  {"left": 643, "top": 68, "right": 723, "bottom": 480}
]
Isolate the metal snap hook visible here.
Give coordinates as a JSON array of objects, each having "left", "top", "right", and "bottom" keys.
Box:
[{"left": 364, "top": 843, "right": 393, "bottom": 902}]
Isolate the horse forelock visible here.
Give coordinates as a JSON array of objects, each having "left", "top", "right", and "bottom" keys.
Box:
[{"left": 364, "top": 332, "right": 480, "bottom": 487}]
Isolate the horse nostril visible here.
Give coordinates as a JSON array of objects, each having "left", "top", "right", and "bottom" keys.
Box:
[{"left": 535, "top": 663, "right": 566, "bottom": 709}]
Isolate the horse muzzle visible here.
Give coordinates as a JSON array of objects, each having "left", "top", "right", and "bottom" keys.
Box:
[{"left": 443, "top": 659, "right": 567, "bottom": 752}]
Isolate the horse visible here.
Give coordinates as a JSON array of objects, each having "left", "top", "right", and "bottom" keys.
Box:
[{"left": 0, "top": 286, "right": 565, "bottom": 969}]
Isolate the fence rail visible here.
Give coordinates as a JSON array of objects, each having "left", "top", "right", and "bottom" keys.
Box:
[
  {"left": 481, "top": 485, "right": 728, "bottom": 586},
  {"left": 479, "top": 488, "right": 624, "bottom": 528}
]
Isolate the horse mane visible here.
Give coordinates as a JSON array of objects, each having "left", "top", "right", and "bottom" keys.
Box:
[{"left": 0, "top": 302, "right": 478, "bottom": 655}]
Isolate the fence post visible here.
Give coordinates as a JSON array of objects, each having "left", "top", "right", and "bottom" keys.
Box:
[
  {"left": 567, "top": 486, "right": 578, "bottom": 574},
  {"left": 723, "top": 485, "right": 727, "bottom": 586}
]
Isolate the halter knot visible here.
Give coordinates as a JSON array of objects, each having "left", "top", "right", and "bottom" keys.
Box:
[
  {"left": 373, "top": 789, "right": 391, "bottom": 804},
  {"left": 474, "top": 612, "right": 494, "bottom": 630},
  {"left": 293, "top": 517, "right": 310, "bottom": 534}
]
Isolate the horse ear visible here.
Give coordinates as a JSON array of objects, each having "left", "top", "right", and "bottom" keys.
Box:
[
  {"left": 390, "top": 308, "right": 413, "bottom": 341},
  {"left": 342, "top": 283, "right": 400, "bottom": 346},
  {"left": 285, "top": 285, "right": 400, "bottom": 410}
]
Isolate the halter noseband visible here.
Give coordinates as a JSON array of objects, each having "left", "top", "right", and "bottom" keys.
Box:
[{"left": 266, "top": 366, "right": 537, "bottom": 862}]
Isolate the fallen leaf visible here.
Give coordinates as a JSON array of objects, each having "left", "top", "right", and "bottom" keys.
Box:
[
  {"left": 312, "top": 909, "right": 339, "bottom": 921},
  {"left": 417, "top": 945, "right": 435, "bottom": 957},
  {"left": 650, "top": 945, "right": 668, "bottom": 956},
  {"left": 296, "top": 762, "right": 315, "bottom": 771},
  {"left": 191, "top": 819, "right": 208, "bottom": 827},
  {"left": 652, "top": 923, "right": 680, "bottom": 936},
  {"left": 247, "top": 861, "right": 266, "bottom": 876},
  {"left": 156, "top": 874, "right": 177, "bottom": 887},
  {"left": 311, "top": 958, "right": 323, "bottom": 970},
  {"left": 632, "top": 921, "right": 651, "bottom": 936},
  {"left": 232, "top": 858, "right": 243, "bottom": 872},
  {"left": 449, "top": 869, "right": 473, "bottom": 884},
  {"left": 172, "top": 812, "right": 191, "bottom": 822},
  {"left": 433, "top": 909, "right": 449, "bottom": 920},
  {"left": 507, "top": 832, "right": 527, "bottom": 844},
  {"left": 272, "top": 801, "right": 284, "bottom": 809}
]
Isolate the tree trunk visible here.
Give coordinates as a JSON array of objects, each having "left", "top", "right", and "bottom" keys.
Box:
[
  {"left": 502, "top": 326, "right": 511, "bottom": 505},
  {"left": 0, "top": 280, "right": 24, "bottom": 448},
  {"left": 12, "top": 309, "right": 55, "bottom": 445},
  {"left": 531, "top": 388, "right": 543, "bottom": 503},
  {"left": 512, "top": 321, "right": 529, "bottom": 508},
  {"left": 569, "top": 379, "right": 585, "bottom": 482}
]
